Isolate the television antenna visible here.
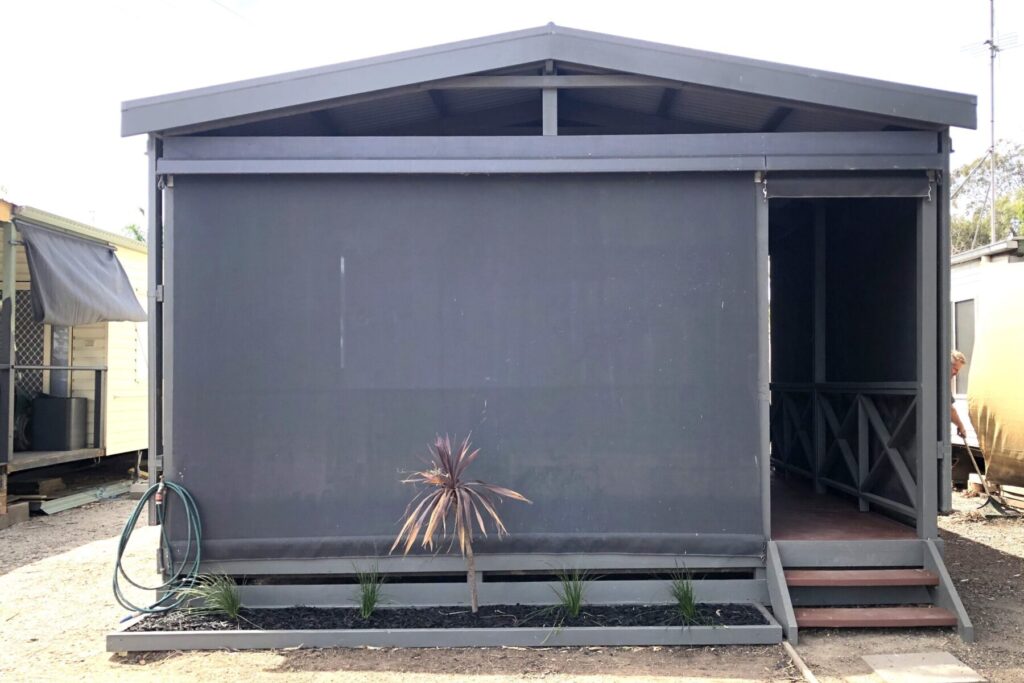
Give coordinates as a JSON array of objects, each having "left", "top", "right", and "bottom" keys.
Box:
[{"left": 962, "top": 1, "right": 1021, "bottom": 243}]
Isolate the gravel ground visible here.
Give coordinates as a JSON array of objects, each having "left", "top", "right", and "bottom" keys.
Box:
[
  {"left": 0, "top": 489, "right": 1021, "bottom": 682},
  {"left": 0, "top": 497, "right": 792, "bottom": 682}
]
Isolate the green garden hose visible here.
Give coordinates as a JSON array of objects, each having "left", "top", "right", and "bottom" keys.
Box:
[{"left": 113, "top": 480, "right": 203, "bottom": 614}]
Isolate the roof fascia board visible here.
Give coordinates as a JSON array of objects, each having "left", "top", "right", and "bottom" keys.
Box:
[
  {"left": 122, "top": 30, "right": 554, "bottom": 136},
  {"left": 951, "top": 238, "right": 1022, "bottom": 265},
  {"left": 549, "top": 31, "right": 976, "bottom": 129},
  {"left": 13, "top": 206, "right": 147, "bottom": 253}
]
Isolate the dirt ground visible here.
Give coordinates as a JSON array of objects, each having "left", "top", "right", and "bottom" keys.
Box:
[
  {"left": 797, "top": 492, "right": 1024, "bottom": 683},
  {"left": 0, "top": 488, "right": 1021, "bottom": 682}
]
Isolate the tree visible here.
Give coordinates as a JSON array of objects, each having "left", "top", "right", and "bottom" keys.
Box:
[
  {"left": 951, "top": 140, "right": 1024, "bottom": 254},
  {"left": 123, "top": 224, "right": 146, "bottom": 242},
  {"left": 123, "top": 207, "right": 146, "bottom": 243}
]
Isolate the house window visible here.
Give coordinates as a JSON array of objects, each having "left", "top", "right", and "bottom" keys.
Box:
[{"left": 954, "top": 299, "right": 975, "bottom": 395}]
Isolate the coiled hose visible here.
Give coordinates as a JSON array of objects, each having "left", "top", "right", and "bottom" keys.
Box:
[{"left": 113, "top": 480, "right": 202, "bottom": 614}]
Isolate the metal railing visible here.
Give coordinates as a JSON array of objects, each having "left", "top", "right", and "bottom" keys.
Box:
[{"left": 770, "top": 382, "right": 919, "bottom": 521}]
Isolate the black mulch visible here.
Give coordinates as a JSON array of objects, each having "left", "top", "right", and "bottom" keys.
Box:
[{"left": 129, "top": 603, "right": 766, "bottom": 632}]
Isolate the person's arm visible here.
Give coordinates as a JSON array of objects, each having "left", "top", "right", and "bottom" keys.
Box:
[{"left": 952, "top": 405, "right": 967, "bottom": 440}]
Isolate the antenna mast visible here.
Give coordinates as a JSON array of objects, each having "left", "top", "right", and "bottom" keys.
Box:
[{"left": 987, "top": 0, "right": 999, "bottom": 243}]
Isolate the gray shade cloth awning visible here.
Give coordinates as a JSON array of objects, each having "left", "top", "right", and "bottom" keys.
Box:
[{"left": 14, "top": 220, "right": 146, "bottom": 326}]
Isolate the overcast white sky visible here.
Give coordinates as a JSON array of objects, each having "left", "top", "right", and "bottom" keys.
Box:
[{"left": 2, "top": 0, "right": 1022, "bottom": 235}]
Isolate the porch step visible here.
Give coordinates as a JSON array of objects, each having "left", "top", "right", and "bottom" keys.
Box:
[
  {"left": 794, "top": 606, "right": 957, "bottom": 628},
  {"left": 785, "top": 569, "right": 939, "bottom": 587}
]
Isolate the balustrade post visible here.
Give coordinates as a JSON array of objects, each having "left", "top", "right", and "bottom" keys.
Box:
[{"left": 857, "top": 394, "right": 869, "bottom": 512}]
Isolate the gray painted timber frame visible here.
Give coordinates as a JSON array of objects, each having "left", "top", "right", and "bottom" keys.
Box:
[
  {"left": 157, "top": 131, "right": 945, "bottom": 175},
  {"left": 108, "top": 604, "right": 783, "bottom": 652}
]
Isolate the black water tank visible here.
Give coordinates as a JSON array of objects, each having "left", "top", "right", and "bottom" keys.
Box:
[{"left": 31, "top": 395, "right": 88, "bottom": 451}]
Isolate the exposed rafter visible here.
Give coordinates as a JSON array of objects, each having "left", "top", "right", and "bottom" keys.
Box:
[
  {"left": 427, "top": 74, "right": 677, "bottom": 89},
  {"left": 559, "top": 97, "right": 748, "bottom": 135},
  {"left": 371, "top": 100, "right": 541, "bottom": 136},
  {"left": 428, "top": 90, "right": 448, "bottom": 118},
  {"left": 762, "top": 106, "right": 794, "bottom": 132},
  {"left": 313, "top": 109, "right": 342, "bottom": 135},
  {"left": 657, "top": 88, "right": 679, "bottom": 118}
]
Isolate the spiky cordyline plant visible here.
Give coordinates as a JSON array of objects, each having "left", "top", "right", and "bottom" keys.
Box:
[{"left": 392, "top": 434, "right": 530, "bottom": 613}]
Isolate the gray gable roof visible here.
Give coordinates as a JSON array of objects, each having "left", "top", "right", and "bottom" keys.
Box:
[{"left": 121, "top": 24, "right": 977, "bottom": 136}]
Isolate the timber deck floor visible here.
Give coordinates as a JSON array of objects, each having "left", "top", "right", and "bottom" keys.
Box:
[
  {"left": 7, "top": 448, "right": 103, "bottom": 472},
  {"left": 771, "top": 475, "right": 916, "bottom": 541}
]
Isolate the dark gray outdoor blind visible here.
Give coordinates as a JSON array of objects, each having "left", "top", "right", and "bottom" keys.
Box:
[
  {"left": 168, "top": 173, "right": 764, "bottom": 561},
  {"left": 766, "top": 174, "right": 932, "bottom": 199},
  {"left": 15, "top": 220, "right": 146, "bottom": 327}
]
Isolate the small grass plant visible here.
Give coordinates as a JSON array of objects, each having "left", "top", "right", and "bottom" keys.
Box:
[
  {"left": 178, "top": 574, "right": 244, "bottom": 621},
  {"left": 553, "top": 568, "right": 590, "bottom": 619},
  {"left": 669, "top": 567, "right": 700, "bottom": 625},
  {"left": 355, "top": 563, "right": 386, "bottom": 619}
]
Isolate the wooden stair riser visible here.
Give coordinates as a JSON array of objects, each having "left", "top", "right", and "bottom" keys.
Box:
[
  {"left": 794, "top": 606, "right": 957, "bottom": 628},
  {"left": 790, "top": 585, "right": 932, "bottom": 607},
  {"left": 784, "top": 568, "right": 939, "bottom": 587}
]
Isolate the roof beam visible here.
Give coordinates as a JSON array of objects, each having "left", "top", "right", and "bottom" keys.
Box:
[
  {"left": 425, "top": 74, "right": 677, "bottom": 89},
  {"left": 559, "top": 98, "right": 748, "bottom": 135},
  {"left": 428, "top": 90, "right": 448, "bottom": 117},
  {"left": 543, "top": 60, "right": 557, "bottom": 136},
  {"left": 157, "top": 131, "right": 946, "bottom": 175},
  {"left": 762, "top": 106, "right": 794, "bottom": 132},
  {"left": 657, "top": 88, "right": 679, "bottom": 118},
  {"left": 313, "top": 110, "right": 343, "bottom": 135},
  {"left": 369, "top": 100, "right": 541, "bottom": 136}
]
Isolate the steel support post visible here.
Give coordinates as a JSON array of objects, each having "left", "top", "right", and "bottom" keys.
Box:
[
  {"left": 917, "top": 193, "right": 939, "bottom": 538},
  {"left": 938, "top": 133, "right": 953, "bottom": 513},
  {"left": 147, "top": 135, "right": 164, "bottom": 525},
  {"left": 813, "top": 202, "right": 827, "bottom": 495},
  {"left": 0, "top": 219, "right": 16, "bottom": 515},
  {"left": 755, "top": 173, "right": 771, "bottom": 538},
  {"left": 542, "top": 60, "right": 557, "bottom": 136}
]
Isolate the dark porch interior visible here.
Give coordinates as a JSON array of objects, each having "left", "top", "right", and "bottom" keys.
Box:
[
  {"left": 769, "top": 195, "right": 924, "bottom": 536},
  {"left": 771, "top": 474, "right": 915, "bottom": 541}
]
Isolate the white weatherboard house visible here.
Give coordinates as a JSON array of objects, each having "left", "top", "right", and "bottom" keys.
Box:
[{"left": 0, "top": 200, "right": 148, "bottom": 515}]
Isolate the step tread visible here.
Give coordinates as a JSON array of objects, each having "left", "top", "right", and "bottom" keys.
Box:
[
  {"left": 785, "top": 568, "right": 939, "bottom": 587},
  {"left": 795, "top": 606, "right": 957, "bottom": 628}
]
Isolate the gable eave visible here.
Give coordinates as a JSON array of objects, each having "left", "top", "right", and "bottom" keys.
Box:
[{"left": 121, "top": 24, "right": 977, "bottom": 137}]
